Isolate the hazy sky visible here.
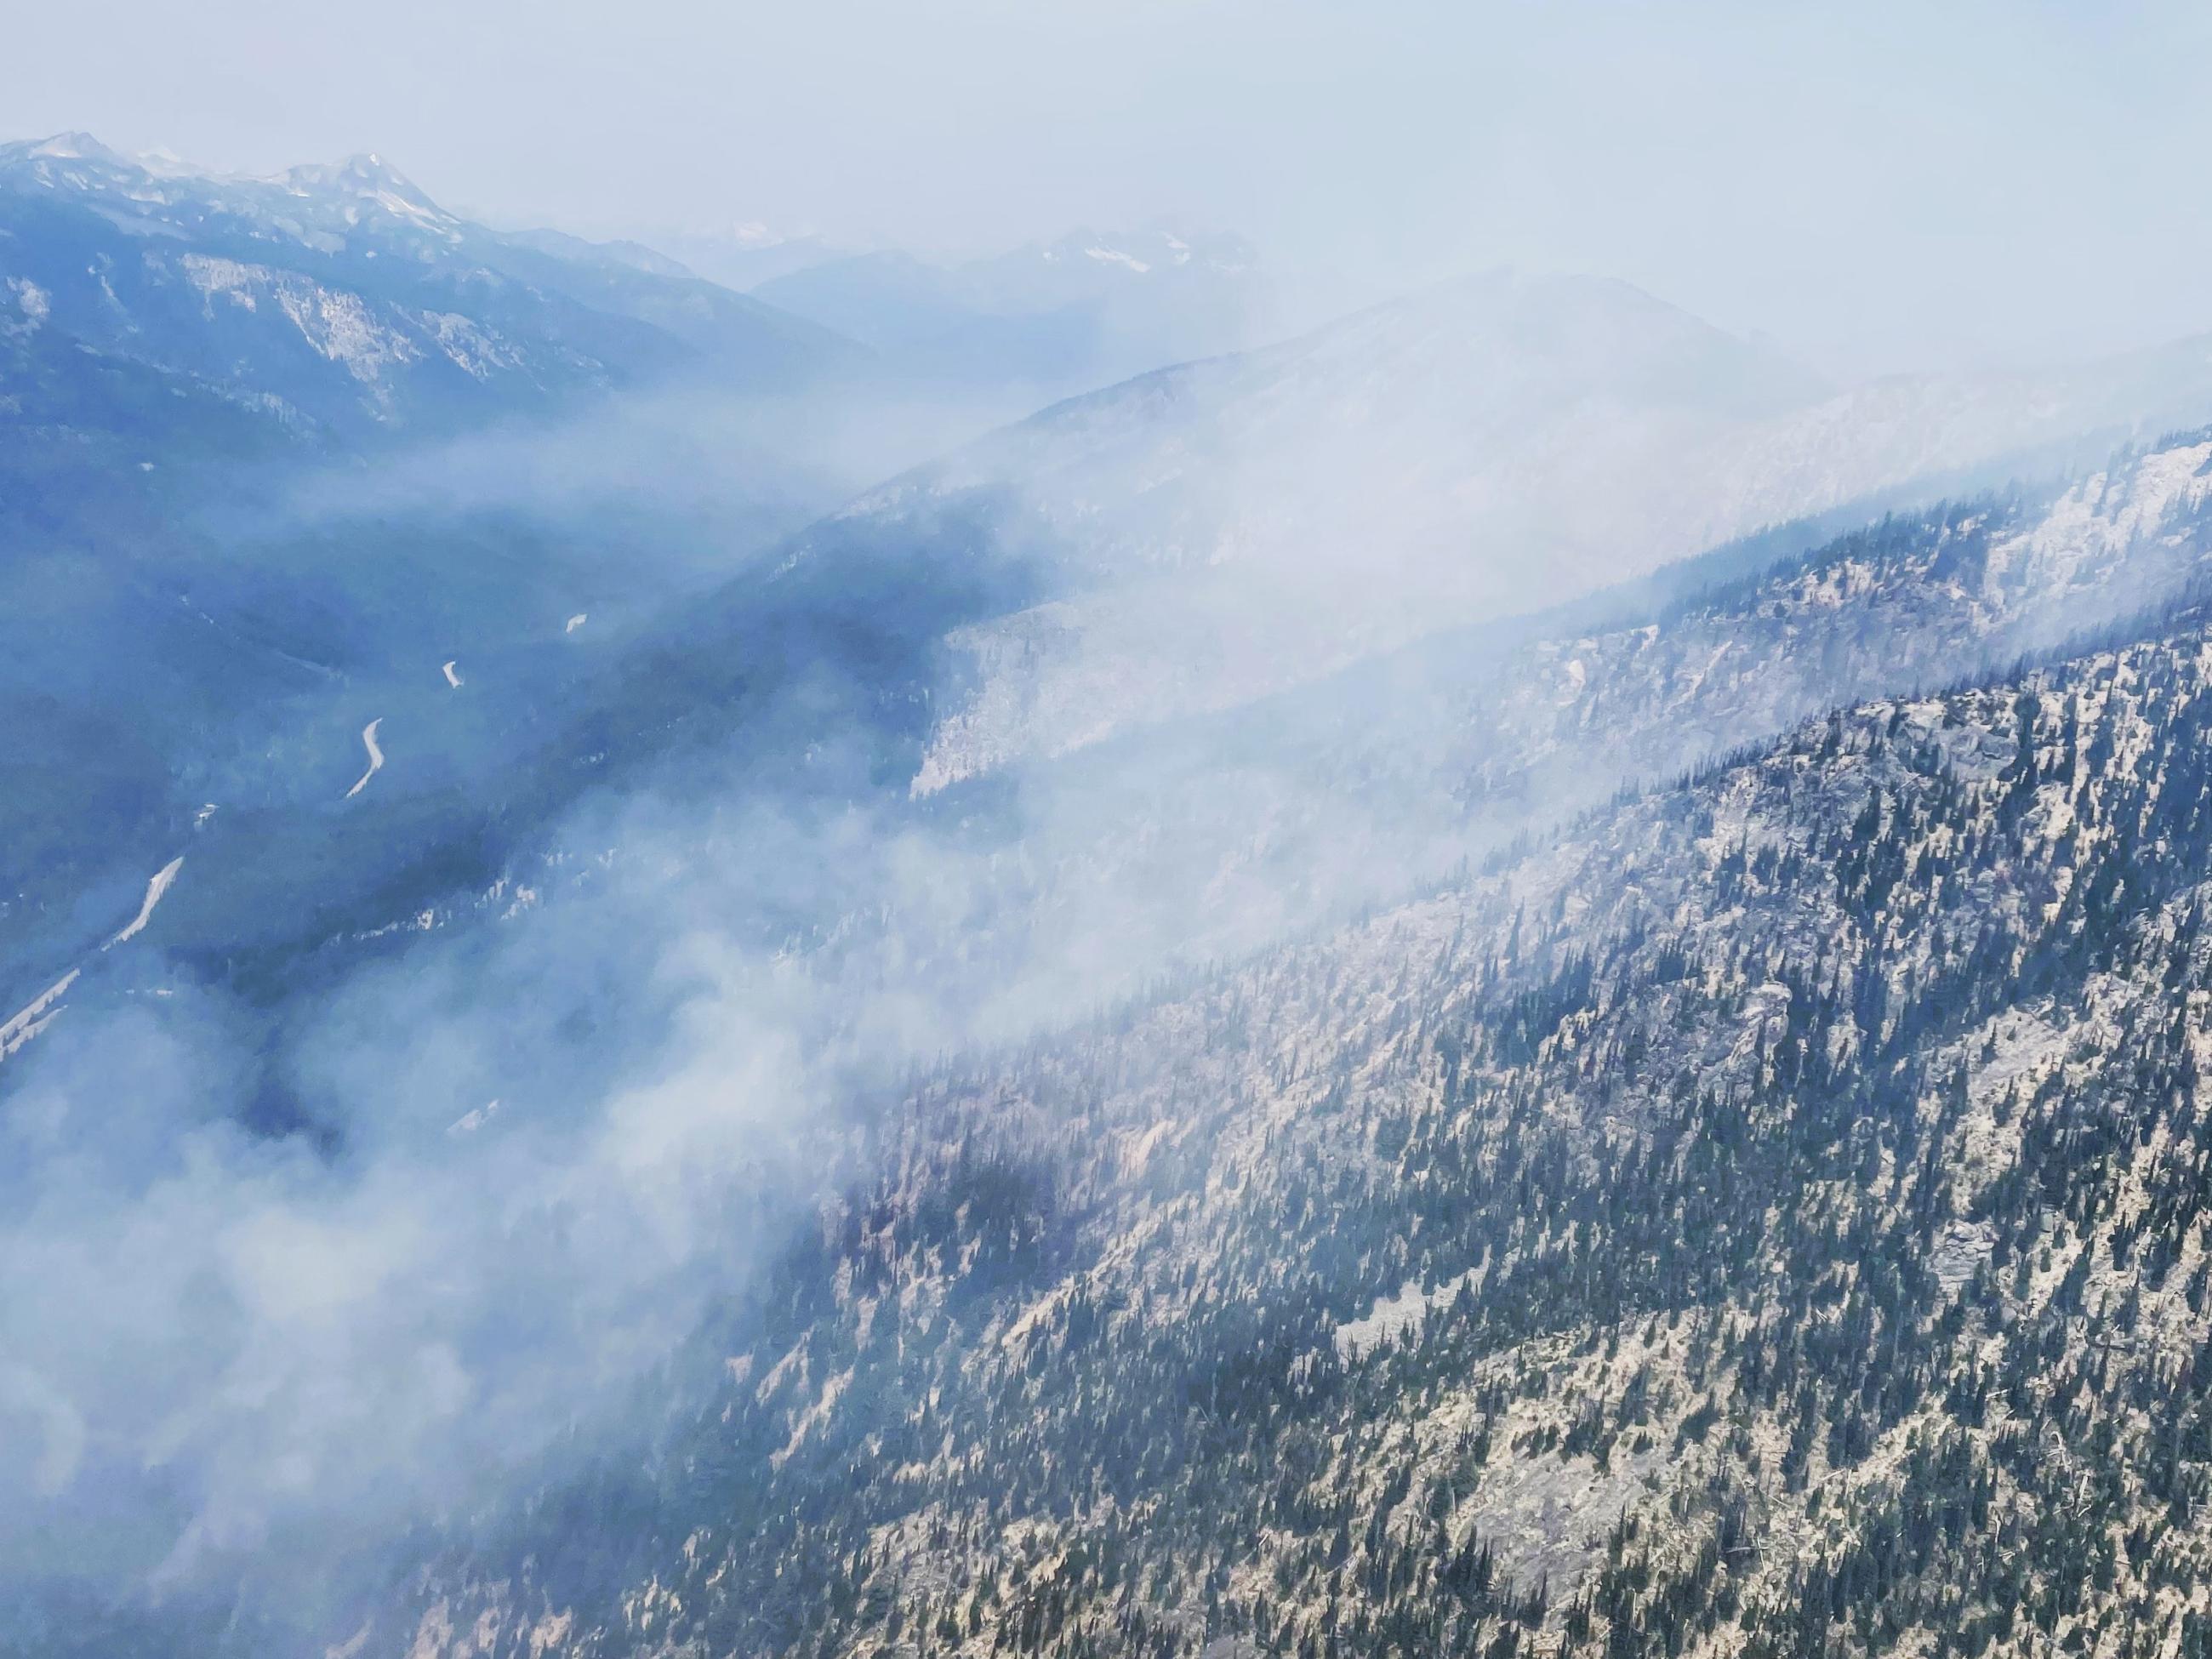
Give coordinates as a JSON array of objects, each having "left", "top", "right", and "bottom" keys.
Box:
[{"left": 7, "top": 0, "right": 2209, "bottom": 374}]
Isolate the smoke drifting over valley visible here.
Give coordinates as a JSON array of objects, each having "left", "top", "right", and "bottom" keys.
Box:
[{"left": 7, "top": 10, "right": 2212, "bottom": 1658}]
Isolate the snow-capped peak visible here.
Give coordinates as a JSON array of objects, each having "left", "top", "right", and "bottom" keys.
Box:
[
  {"left": 24, "top": 131, "right": 127, "bottom": 164},
  {"left": 0, "top": 132, "right": 168, "bottom": 180},
  {"left": 0, "top": 134, "right": 460, "bottom": 236},
  {"left": 274, "top": 152, "right": 454, "bottom": 224}
]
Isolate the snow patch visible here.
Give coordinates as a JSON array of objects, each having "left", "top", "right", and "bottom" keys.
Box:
[
  {"left": 106, "top": 855, "right": 184, "bottom": 947},
  {"left": 344, "top": 718, "right": 385, "bottom": 799},
  {"left": 1084, "top": 247, "right": 1150, "bottom": 274},
  {"left": 1, "top": 970, "right": 81, "bottom": 1061},
  {"left": 447, "top": 1099, "right": 501, "bottom": 1137}
]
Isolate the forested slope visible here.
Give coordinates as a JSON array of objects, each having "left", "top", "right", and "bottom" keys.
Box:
[{"left": 382, "top": 569, "right": 2212, "bottom": 1658}]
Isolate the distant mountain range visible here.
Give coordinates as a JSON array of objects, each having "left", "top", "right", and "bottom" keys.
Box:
[
  {"left": 751, "top": 224, "right": 1273, "bottom": 400},
  {"left": 626, "top": 222, "right": 851, "bottom": 293},
  {"left": 0, "top": 133, "right": 853, "bottom": 449},
  {"left": 0, "top": 132, "right": 1285, "bottom": 456}
]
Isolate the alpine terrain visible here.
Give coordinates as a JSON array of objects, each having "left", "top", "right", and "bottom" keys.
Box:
[{"left": 9, "top": 38, "right": 2212, "bottom": 1659}]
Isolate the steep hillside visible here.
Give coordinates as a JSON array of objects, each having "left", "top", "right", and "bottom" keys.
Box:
[
  {"left": 854, "top": 435, "right": 2212, "bottom": 1010},
  {"left": 20, "top": 430, "right": 2204, "bottom": 1115},
  {"left": 21, "top": 433, "right": 2198, "bottom": 1656},
  {"left": 381, "top": 586, "right": 2212, "bottom": 1659},
  {"left": 868, "top": 274, "right": 2212, "bottom": 790}
]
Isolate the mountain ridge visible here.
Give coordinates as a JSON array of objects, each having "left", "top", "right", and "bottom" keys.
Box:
[{"left": 0, "top": 131, "right": 861, "bottom": 446}]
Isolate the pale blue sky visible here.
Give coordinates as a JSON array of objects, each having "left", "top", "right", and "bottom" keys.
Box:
[{"left": 8, "top": 0, "right": 2208, "bottom": 373}]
